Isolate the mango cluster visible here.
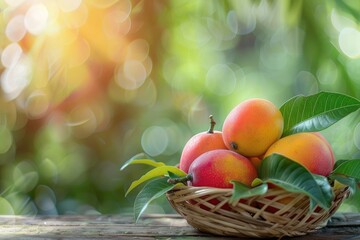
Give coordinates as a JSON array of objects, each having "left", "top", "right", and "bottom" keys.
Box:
[{"left": 179, "top": 98, "right": 335, "bottom": 188}]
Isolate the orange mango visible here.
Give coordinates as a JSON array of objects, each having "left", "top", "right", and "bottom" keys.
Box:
[{"left": 222, "top": 98, "right": 283, "bottom": 157}]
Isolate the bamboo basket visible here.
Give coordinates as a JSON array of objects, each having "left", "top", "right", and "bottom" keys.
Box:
[{"left": 166, "top": 185, "right": 350, "bottom": 238}]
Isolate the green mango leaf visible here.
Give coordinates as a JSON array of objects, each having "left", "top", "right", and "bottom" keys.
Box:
[
  {"left": 313, "top": 174, "right": 334, "bottom": 206},
  {"left": 229, "top": 181, "right": 268, "bottom": 205},
  {"left": 330, "top": 159, "right": 360, "bottom": 194},
  {"left": 280, "top": 91, "right": 360, "bottom": 136},
  {"left": 251, "top": 178, "right": 264, "bottom": 187},
  {"left": 167, "top": 171, "right": 181, "bottom": 179},
  {"left": 331, "top": 159, "right": 360, "bottom": 180},
  {"left": 330, "top": 174, "right": 357, "bottom": 195},
  {"left": 125, "top": 166, "right": 186, "bottom": 196},
  {"left": 134, "top": 177, "right": 175, "bottom": 222},
  {"left": 120, "top": 153, "right": 165, "bottom": 171},
  {"left": 333, "top": 159, "right": 349, "bottom": 170},
  {"left": 259, "top": 154, "right": 333, "bottom": 210}
]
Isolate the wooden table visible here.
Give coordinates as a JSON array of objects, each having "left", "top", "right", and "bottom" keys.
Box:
[{"left": 0, "top": 213, "right": 359, "bottom": 239}]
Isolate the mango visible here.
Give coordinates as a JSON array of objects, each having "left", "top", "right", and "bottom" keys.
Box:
[
  {"left": 188, "top": 149, "right": 258, "bottom": 188},
  {"left": 222, "top": 98, "right": 283, "bottom": 157},
  {"left": 264, "top": 132, "right": 335, "bottom": 176}
]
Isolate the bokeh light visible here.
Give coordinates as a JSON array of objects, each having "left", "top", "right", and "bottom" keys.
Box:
[
  {"left": 206, "top": 64, "right": 237, "bottom": 96},
  {"left": 5, "top": 15, "right": 26, "bottom": 42},
  {"left": 24, "top": 3, "right": 49, "bottom": 35},
  {"left": 0, "top": 0, "right": 359, "bottom": 216},
  {"left": 339, "top": 27, "right": 360, "bottom": 58},
  {"left": 0, "top": 127, "right": 12, "bottom": 154},
  {"left": 0, "top": 197, "right": 14, "bottom": 215}
]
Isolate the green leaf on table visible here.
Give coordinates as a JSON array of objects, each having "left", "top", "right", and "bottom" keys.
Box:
[
  {"left": 134, "top": 177, "right": 175, "bottom": 222},
  {"left": 259, "top": 154, "right": 333, "bottom": 210},
  {"left": 120, "top": 153, "right": 165, "bottom": 171},
  {"left": 229, "top": 181, "right": 268, "bottom": 205},
  {"left": 280, "top": 91, "right": 360, "bottom": 136},
  {"left": 125, "top": 166, "right": 186, "bottom": 196}
]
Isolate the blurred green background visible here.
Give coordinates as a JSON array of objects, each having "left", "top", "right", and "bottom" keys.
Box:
[{"left": 0, "top": 0, "right": 359, "bottom": 215}]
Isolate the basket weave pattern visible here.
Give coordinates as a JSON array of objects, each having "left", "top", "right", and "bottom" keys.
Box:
[{"left": 166, "top": 186, "right": 350, "bottom": 238}]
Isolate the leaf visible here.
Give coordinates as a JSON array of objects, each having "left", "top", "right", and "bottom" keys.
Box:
[
  {"left": 120, "top": 153, "right": 165, "bottom": 171},
  {"left": 330, "top": 174, "right": 357, "bottom": 195},
  {"left": 167, "top": 171, "right": 181, "bottom": 179},
  {"left": 331, "top": 159, "right": 360, "bottom": 180},
  {"left": 125, "top": 166, "right": 186, "bottom": 196},
  {"left": 313, "top": 174, "right": 335, "bottom": 207},
  {"left": 134, "top": 177, "right": 175, "bottom": 222},
  {"left": 251, "top": 178, "right": 264, "bottom": 187},
  {"left": 229, "top": 181, "right": 268, "bottom": 205},
  {"left": 330, "top": 159, "right": 360, "bottom": 194},
  {"left": 259, "top": 154, "right": 333, "bottom": 210},
  {"left": 280, "top": 91, "right": 360, "bottom": 136},
  {"left": 333, "top": 159, "right": 349, "bottom": 170}
]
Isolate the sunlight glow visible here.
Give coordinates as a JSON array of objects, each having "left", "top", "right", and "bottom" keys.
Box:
[
  {"left": 24, "top": 4, "right": 49, "bottom": 35},
  {"left": 116, "top": 60, "right": 147, "bottom": 90},
  {"left": 5, "top": 15, "right": 26, "bottom": 42},
  {"left": 57, "top": 0, "right": 82, "bottom": 12},
  {"left": 1, "top": 43, "right": 23, "bottom": 68},
  {"left": 1, "top": 57, "right": 32, "bottom": 100},
  {"left": 4, "top": 0, "right": 25, "bottom": 7}
]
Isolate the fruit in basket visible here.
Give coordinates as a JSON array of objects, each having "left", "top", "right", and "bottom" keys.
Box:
[
  {"left": 312, "top": 132, "right": 335, "bottom": 167},
  {"left": 179, "top": 115, "right": 227, "bottom": 173},
  {"left": 249, "top": 156, "right": 263, "bottom": 171},
  {"left": 222, "top": 98, "right": 284, "bottom": 157},
  {"left": 264, "top": 132, "right": 335, "bottom": 176},
  {"left": 188, "top": 149, "right": 258, "bottom": 188},
  {"left": 124, "top": 91, "right": 360, "bottom": 232}
]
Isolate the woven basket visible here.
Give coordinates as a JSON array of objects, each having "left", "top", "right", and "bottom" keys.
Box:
[{"left": 166, "top": 185, "right": 350, "bottom": 238}]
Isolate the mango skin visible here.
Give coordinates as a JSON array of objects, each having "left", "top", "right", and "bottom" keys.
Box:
[
  {"left": 312, "top": 132, "right": 335, "bottom": 167},
  {"left": 222, "top": 98, "right": 284, "bottom": 157},
  {"left": 264, "top": 132, "right": 335, "bottom": 176},
  {"left": 188, "top": 149, "right": 258, "bottom": 188},
  {"left": 179, "top": 131, "right": 227, "bottom": 173}
]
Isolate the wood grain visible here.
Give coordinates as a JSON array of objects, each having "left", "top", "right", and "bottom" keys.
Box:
[{"left": 0, "top": 213, "right": 359, "bottom": 239}]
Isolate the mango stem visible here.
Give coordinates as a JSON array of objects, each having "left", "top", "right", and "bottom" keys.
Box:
[
  {"left": 207, "top": 115, "right": 216, "bottom": 134},
  {"left": 167, "top": 174, "right": 193, "bottom": 185}
]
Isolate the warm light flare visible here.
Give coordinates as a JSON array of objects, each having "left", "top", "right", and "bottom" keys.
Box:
[
  {"left": 0, "top": 0, "right": 153, "bottom": 136},
  {"left": 24, "top": 3, "right": 49, "bottom": 35}
]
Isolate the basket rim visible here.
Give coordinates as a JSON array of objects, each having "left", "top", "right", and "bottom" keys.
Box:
[
  {"left": 168, "top": 184, "right": 349, "bottom": 196},
  {"left": 167, "top": 184, "right": 350, "bottom": 207}
]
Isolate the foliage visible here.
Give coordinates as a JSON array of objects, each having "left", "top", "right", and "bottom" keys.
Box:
[{"left": 280, "top": 92, "right": 360, "bottom": 136}]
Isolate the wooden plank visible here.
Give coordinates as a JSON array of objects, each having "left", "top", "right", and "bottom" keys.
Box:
[{"left": 0, "top": 213, "right": 359, "bottom": 239}]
